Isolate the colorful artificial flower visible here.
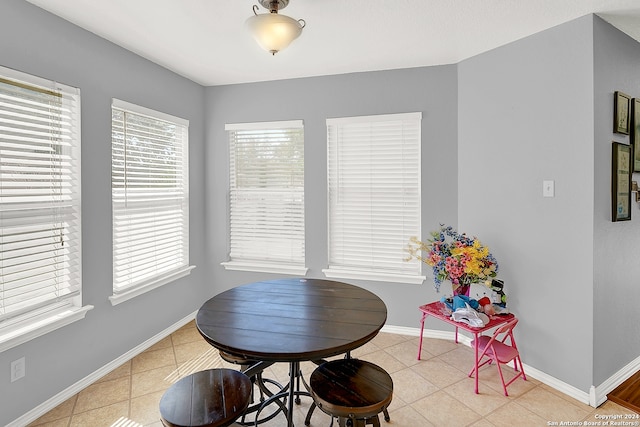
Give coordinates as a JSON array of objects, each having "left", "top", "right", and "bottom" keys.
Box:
[{"left": 405, "top": 225, "right": 499, "bottom": 292}]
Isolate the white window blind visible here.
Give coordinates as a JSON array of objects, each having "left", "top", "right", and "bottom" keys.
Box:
[
  {"left": 111, "top": 99, "right": 191, "bottom": 301},
  {"left": 0, "top": 69, "right": 83, "bottom": 326},
  {"left": 223, "top": 120, "right": 306, "bottom": 275},
  {"left": 324, "top": 112, "right": 424, "bottom": 283}
]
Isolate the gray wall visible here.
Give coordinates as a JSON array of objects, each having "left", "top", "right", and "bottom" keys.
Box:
[
  {"left": 204, "top": 67, "right": 459, "bottom": 328},
  {"left": 0, "top": 1, "right": 208, "bottom": 424},
  {"left": 593, "top": 16, "right": 640, "bottom": 386},
  {"left": 458, "top": 16, "right": 595, "bottom": 391},
  {"left": 4, "top": 1, "right": 640, "bottom": 423}
]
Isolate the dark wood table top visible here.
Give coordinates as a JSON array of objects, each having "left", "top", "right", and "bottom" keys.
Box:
[{"left": 196, "top": 278, "right": 388, "bottom": 362}]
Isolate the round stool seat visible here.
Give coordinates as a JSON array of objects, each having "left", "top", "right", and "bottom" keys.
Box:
[
  {"left": 219, "top": 350, "right": 256, "bottom": 366},
  {"left": 310, "top": 359, "right": 393, "bottom": 421},
  {"left": 159, "top": 368, "right": 252, "bottom": 427}
]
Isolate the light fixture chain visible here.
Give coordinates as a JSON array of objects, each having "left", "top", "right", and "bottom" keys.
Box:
[{"left": 257, "top": 0, "right": 289, "bottom": 12}]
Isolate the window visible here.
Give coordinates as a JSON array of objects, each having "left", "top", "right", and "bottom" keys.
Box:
[
  {"left": 222, "top": 120, "right": 306, "bottom": 275},
  {"left": 0, "top": 66, "right": 91, "bottom": 352},
  {"left": 110, "top": 99, "right": 193, "bottom": 305},
  {"left": 324, "top": 112, "right": 424, "bottom": 283}
]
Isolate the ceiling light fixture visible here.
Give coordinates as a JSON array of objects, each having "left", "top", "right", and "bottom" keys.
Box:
[{"left": 246, "top": 0, "right": 306, "bottom": 55}]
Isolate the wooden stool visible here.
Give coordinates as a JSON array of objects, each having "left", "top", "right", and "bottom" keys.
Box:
[
  {"left": 308, "top": 359, "right": 393, "bottom": 427},
  {"left": 159, "top": 368, "right": 252, "bottom": 427},
  {"left": 218, "top": 349, "right": 285, "bottom": 424}
]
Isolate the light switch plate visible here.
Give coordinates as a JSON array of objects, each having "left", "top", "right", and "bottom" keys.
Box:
[{"left": 543, "top": 180, "right": 555, "bottom": 197}]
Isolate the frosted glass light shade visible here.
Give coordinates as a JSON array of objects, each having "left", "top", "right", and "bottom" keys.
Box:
[{"left": 246, "top": 12, "right": 304, "bottom": 55}]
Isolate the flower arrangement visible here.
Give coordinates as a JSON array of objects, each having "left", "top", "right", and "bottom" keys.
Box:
[{"left": 406, "top": 225, "right": 499, "bottom": 293}]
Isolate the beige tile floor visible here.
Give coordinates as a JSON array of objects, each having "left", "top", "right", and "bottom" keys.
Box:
[{"left": 27, "top": 320, "right": 637, "bottom": 427}]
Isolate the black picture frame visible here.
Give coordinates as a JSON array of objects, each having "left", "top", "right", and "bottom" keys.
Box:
[
  {"left": 614, "top": 91, "right": 631, "bottom": 134},
  {"left": 612, "top": 142, "right": 632, "bottom": 222},
  {"left": 632, "top": 98, "right": 640, "bottom": 172}
]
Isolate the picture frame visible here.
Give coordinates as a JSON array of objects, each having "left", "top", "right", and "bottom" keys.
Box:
[
  {"left": 614, "top": 91, "right": 631, "bottom": 134},
  {"left": 632, "top": 98, "right": 640, "bottom": 172},
  {"left": 612, "top": 142, "right": 632, "bottom": 222}
]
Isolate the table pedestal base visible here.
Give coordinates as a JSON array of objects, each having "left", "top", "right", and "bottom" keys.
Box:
[{"left": 247, "top": 361, "right": 311, "bottom": 427}]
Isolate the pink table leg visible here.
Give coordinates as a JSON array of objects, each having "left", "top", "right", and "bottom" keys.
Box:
[
  {"left": 474, "top": 331, "right": 479, "bottom": 394},
  {"left": 417, "top": 312, "right": 427, "bottom": 360}
]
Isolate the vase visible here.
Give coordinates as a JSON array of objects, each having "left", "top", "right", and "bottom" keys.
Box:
[{"left": 452, "top": 283, "right": 470, "bottom": 297}]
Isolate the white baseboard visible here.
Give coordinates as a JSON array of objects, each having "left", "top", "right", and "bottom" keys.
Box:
[
  {"left": 7, "top": 311, "right": 197, "bottom": 427},
  {"left": 524, "top": 364, "right": 590, "bottom": 405},
  {"left": 11, "top": 319, "right": 639, "bottom": 425},
  {"left": 382, "top": 323, "right": 465, "bottom": 342},
  {"left": 590, "top": 352, "right": 640, "bottom": 407}
]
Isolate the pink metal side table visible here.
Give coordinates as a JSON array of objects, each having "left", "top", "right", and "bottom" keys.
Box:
[{"left": 417, "top": 301, "right": 515, "bottom": 394}]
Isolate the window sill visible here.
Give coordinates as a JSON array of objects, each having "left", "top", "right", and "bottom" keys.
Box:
[
  {"left": 109, "top": 265, "right": 196, "bottom": 306},
  {"left": 221, "top": 261, "right": 308, "bottom": 276},
  {"left": 323, "top": 267, "right": 426, "bottom": 284},
  {"left": 0, "top": 305, "right": 94, "bottom": 353}
]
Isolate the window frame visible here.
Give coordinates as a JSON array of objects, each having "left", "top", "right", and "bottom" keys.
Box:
[
  {"left": 222, "top": 120, "right": 307, "bottom": 275},
  {"left": 323, "top": 112, "right": 425, "bottom": 284},
  {"left": 0, "top": 65, "right": 92, "bottom": 352},
  {"left": 109, "top": 99, "right": 194, "bottom": 306}
]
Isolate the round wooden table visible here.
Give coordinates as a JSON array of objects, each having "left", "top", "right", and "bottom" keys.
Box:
[{"left": 195, "top": 278, "right": 388, "bottom": 427}]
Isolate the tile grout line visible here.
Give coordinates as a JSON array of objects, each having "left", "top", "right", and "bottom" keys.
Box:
[
  {"left": 128, "top": 358, "right": 134, "bottom": 422},
  {"left": 66, "top": 394, "right": 77, "bottom": 427}
]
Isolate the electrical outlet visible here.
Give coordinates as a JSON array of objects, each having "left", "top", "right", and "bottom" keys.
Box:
[{"left": 11, "top": 357, "right": 25, "bottom": 382}]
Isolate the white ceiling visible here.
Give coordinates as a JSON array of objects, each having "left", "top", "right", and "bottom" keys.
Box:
[{"left": 23, "top": 0, "right": 640, "bottom": 86}]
